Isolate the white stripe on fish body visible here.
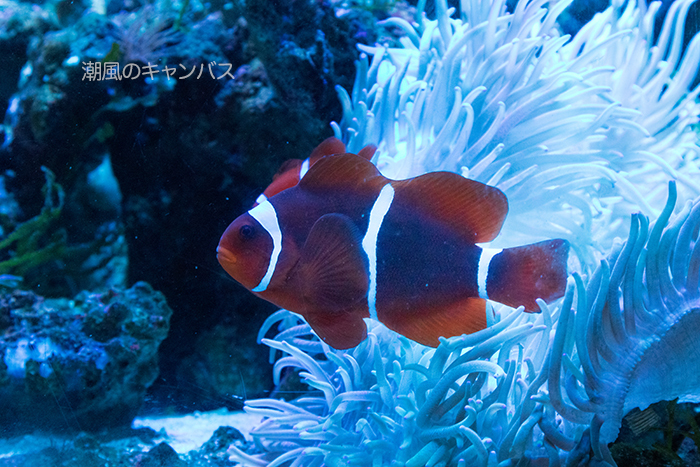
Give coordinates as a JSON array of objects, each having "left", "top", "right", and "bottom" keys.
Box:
[
  {"left": 249, "top": 200, "right": 283, "bottom": 292},
  {"left": 299, "top": 158, "right": 311, "bottom": 179},
  {"left": 255, "top": 193, "right": 268, "bottom": 205},
  {"left": 477, "top": 248, "right": 502, "bottom": 300},
  {"left": 362, "top": 183, "right": 395, "bottom": 321},
  {"left": 485, "top": 301, "right": 496, "bottom": 327}
]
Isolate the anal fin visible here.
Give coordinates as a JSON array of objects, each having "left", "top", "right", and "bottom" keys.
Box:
[
  {"left": 380, "top": 298, "right": 492, "bottom": 347},
  {"left": 305, "top": 309, "right": 368, "bottom": 350}
]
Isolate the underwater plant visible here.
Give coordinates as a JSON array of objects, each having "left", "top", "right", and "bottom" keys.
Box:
[
  {"left": 0, "top": 167, "right": 64, "bottom": 277},
  {"left": 0, "top": 167, "right": 123, "bottom": 292}
]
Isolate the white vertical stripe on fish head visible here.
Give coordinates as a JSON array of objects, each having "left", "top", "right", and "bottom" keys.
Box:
[
  {"left": 255, "top": 193, "right": 268, "bottom": 205},
  {"left": 478, "top": 248, "right": 502, "bottom": 300},
  {"left": 248, "top": 200, "right": 283, "bottom": 292},
  {"left": 362, "top": 183, "right": 395, "bottom": 321},
  {"left": 299, "top": 158, "right": 311, "bottom": 179}
]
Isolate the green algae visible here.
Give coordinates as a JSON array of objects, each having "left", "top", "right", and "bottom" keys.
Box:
[{"left": 0, "top": 167, "right": 64, "bottom": 277}]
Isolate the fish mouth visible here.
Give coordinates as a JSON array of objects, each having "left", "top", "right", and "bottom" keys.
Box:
[{"left": 216, "top": 246, "right": 237, "bottom": 269}]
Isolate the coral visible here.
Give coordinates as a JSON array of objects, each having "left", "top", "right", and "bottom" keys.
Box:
[
  {"left": 215, "top": 58, "right": 276, "bottom": 115},
  {"left": 0, "top": 0, "right": 55, "bottom": 113},
  {"left": 138, "top": 442, "right": 188, "bottom": 467}
]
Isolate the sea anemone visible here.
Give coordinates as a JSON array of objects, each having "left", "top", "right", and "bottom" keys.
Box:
[
  {"left": 110, "top": 5, "right": 182, "bottom": 66},
  {"left": 229, "top": 304, "right": 552, "bottom": 466},
  {"left": 332, "top": 0, "right": 700, "bottom": 267},
  {"left": 231, "top": 0, "right": 700, "bottom": 465},
  {"left": 548, "top": 181, "right": 700, "bottom": 465},
  {"left": 230, "top": 187, "right": 700, "bottom": 466}
]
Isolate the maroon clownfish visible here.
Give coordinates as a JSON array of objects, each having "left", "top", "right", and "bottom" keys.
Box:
[
  {"left": 253, "top": 137, "right": 376, "bottom": 207},
  {"left": 218, "top": 153, "right": 569, "bottom": 349}
]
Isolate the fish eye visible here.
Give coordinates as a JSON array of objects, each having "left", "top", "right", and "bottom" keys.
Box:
[{"left": 239, "top": 224, "right": 255, "bottom": 241}]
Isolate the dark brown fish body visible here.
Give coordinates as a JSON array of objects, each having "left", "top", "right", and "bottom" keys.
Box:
[{"left": 218, "top": 153, "right": 569, "bottom": 349}]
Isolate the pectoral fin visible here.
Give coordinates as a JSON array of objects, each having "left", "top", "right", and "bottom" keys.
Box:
[{"left": 296, "top": 213, "right": 370, "bottom": 349}]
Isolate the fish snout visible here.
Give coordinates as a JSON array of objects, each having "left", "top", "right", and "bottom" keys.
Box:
[{"left": 216, "top": 245, "right": 238, "bottom": 271}]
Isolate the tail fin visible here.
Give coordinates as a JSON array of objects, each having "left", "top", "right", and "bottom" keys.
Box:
[{"left": 486, "top": 239, "right": 569, "bottom": 312}]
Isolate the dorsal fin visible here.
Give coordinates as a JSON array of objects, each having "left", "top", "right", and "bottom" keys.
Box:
[
  {"left": 272, "top": 159, "right": 302, "bottom": 181},
  {"left": 272, "top": 138, "right": 346, "bottom": 182},
  {"left": 357, "top": 144, "right": 377, "bottom": 161},
  {"left": 308, "top": 137, "right": 347, "bottom": 163},
  {"left": 392, "top": 172, "right": 508, "bottom": 243},
  {"left": 299, "top": 153, "right": 387, "bottom": 193}
]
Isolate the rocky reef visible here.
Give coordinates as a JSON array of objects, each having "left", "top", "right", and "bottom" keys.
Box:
[
  {"left": 0, "top": 281, "right": 172, "bottom": 433},
  {"left": 0, "top": 0, "right": 392, "bottom": 411}
]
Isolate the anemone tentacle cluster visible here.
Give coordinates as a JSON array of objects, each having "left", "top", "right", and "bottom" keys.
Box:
[
  {"left": 332, "top": 0, "right": 700, "bottom": 267},
  {"left": 230, "top": 185, "right": 700, "bottom": 467},
  {"left": 231, "top": 0, "right": 700, "bottom": 465},
  {"left": 230, "top": 305, "right": 551, "bottom": 466},
  {"left": 548, "top": 181, "right": 700, "bottom": 465}
]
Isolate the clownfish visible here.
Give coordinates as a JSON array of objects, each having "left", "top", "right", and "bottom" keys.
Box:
[
  {"left": 253, "top": 137, "right": 377, "bottom": 207},
  {"left": 218, "top": 153, "right": 569, "bottom": 349}
]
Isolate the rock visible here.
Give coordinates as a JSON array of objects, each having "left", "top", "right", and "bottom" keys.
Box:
[{"left": 0, "top": 282, "right": 172, "bottom": 434}]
